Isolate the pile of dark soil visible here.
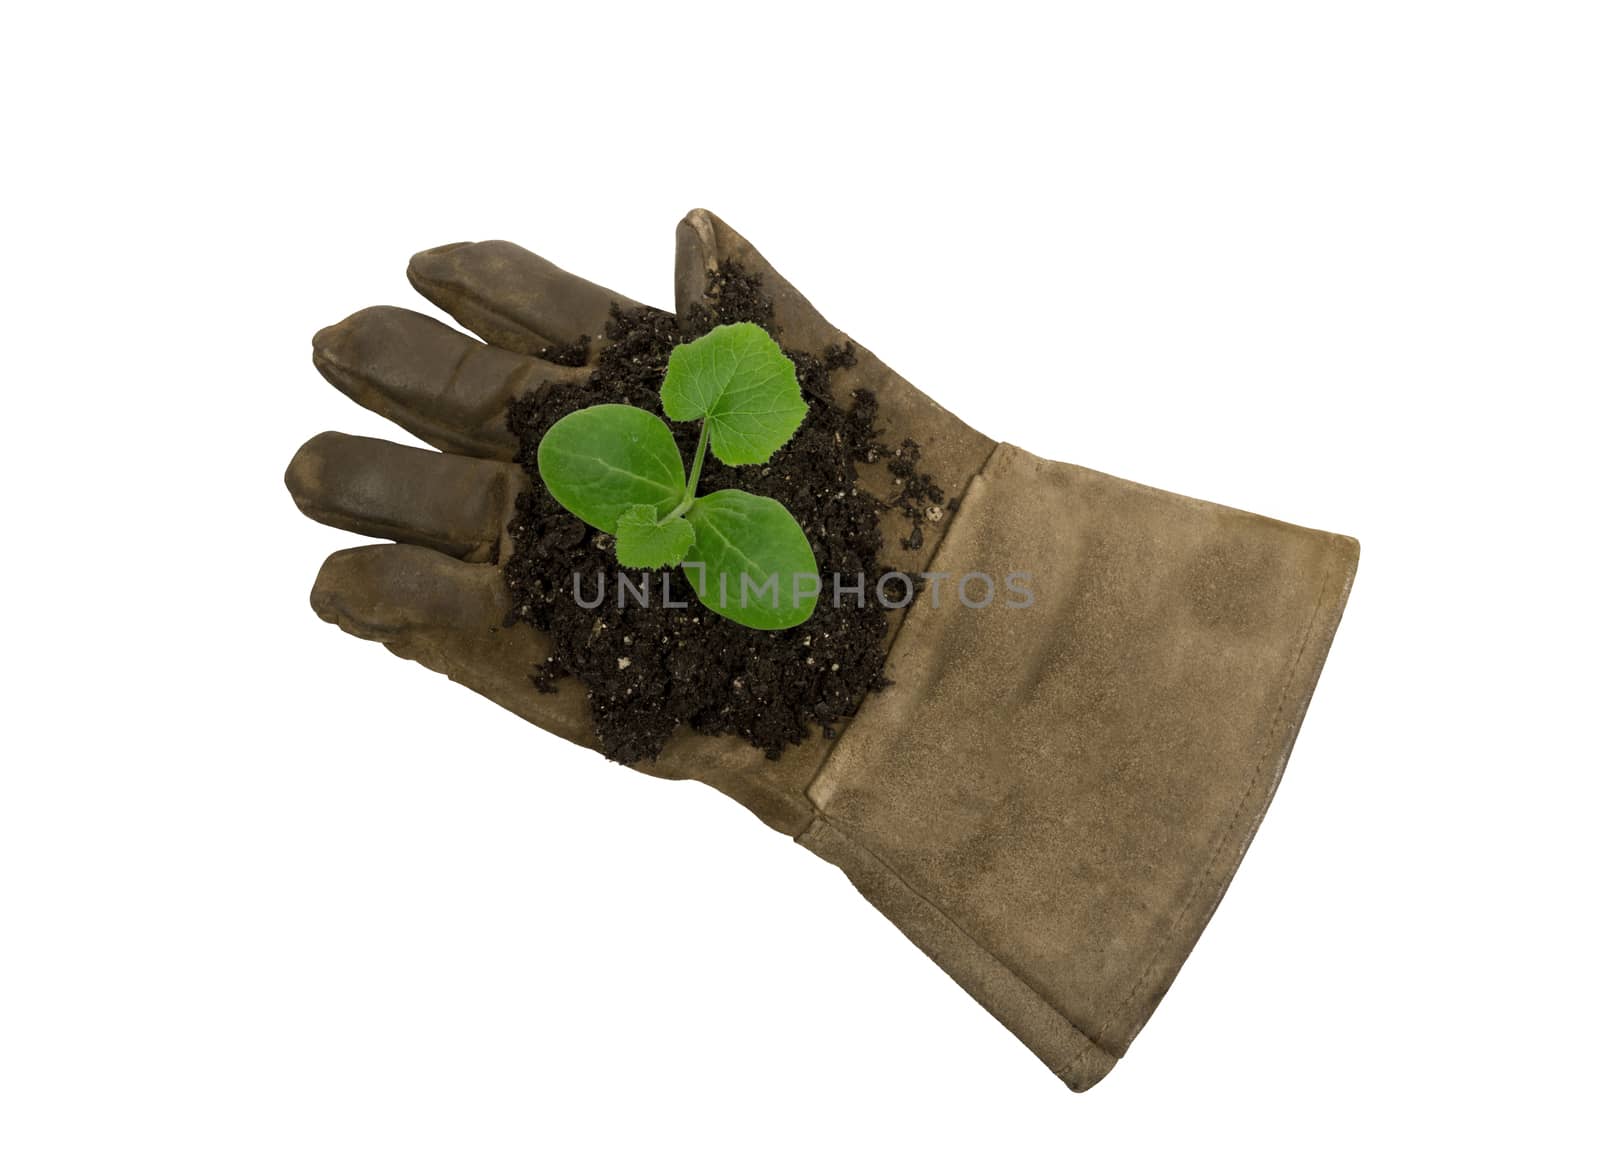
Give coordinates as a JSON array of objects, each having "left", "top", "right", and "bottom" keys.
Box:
[{"left": 501, "top": 265, "right": 947, "bottom": 763}]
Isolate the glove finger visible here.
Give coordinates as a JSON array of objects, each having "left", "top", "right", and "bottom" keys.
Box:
[
  {"left": 312, "top": 306, "right": 585, "bottom": 459},
  {"left": 309, "top": 543, "right": 602, "bottom": 748},
  {"left": 408, "top": 239, "right": 644, "bottom": 356},
  {"left": 311, "top": 542, "right": 501, "bottom": 638},
  {"left": 674, "top": 208, "right": 998, "bottom": 575},
  {"left": 285, "top": 432, "right": 526, "bottom": 562},
  {"left": 676, "top": 208, "right": 848, "bottom": 356}
]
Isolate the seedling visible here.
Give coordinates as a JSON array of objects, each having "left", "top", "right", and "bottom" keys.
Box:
[{"left": 536, "top": 323, "right": 818, "bottom": 630}]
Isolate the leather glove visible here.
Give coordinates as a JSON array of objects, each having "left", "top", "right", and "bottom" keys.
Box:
[{"left": 287, "top": 209, "right": 1358, "bottom": 1090}]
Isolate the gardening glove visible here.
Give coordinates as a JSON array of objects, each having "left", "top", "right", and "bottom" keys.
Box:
[{"left": 287, "top": 209, "right": 1358, "bottom": 1090}]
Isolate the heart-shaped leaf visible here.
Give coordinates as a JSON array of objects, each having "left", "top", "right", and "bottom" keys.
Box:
[
  {"left": 659, "top": 323, "right": 807, "bottom": 466},
  {"left": 683, "top": 490, "right": 819, "bottom": 630},
  {"left": 615, "top": 504, "right": 695, "bottom": 570},
  {"left": 536, "top": 404, "right": 685, "bottom": 534}
]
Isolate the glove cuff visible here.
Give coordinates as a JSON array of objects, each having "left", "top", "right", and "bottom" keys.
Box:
[
  {"left": 798, "top": 815, "right": 1120, "bottom": 1088},
  {"left": 799, "top": 443, "right": 1357, "bottom": 1089}
]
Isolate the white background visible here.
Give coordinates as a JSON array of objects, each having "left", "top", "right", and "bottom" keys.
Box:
[{"left": 4, "top": 3, "right": 1596, "bottom": 1166}]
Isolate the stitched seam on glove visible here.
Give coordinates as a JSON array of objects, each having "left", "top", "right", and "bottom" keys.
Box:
[{"left": 787, "top": 433, "right": 1000, "bottom": 820}]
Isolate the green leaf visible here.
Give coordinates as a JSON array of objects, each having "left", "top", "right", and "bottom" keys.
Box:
[
  {"left": 683, "top": 490, "right": 819, "bottom": 630},
  {"left": 536, "top": 404, "right": 686, "bottom": 534},
  {"left": 615, "top": 504, "right": 695, "bottom": 569},
  {"left": 659, "top": 323, "right": 808, "bottom": 466}
]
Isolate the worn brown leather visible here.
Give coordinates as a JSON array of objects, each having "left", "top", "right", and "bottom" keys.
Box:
[{"left": 287, "top": 209, "right": 1357, "bottom": 1089}]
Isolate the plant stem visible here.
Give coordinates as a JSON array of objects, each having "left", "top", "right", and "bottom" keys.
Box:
[{"left": 667, "top": 422, "right": 710, "bottom": 520}]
